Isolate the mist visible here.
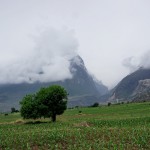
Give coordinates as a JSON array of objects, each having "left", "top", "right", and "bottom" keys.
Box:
[
  {"left": 1, "top": 0, "right": 150, "bottom": 88},
  {"left": 122, "top": 50, "right": 150, "bottom": 72},
  {"left": 0, "top": 28, "right": 79, "bottom": 84}
]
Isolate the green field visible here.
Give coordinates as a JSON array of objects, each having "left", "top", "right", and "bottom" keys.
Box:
[{"left": 0, "top": 102, "right": 150, "bottom": 150}]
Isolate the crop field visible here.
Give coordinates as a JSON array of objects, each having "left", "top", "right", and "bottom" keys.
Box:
[{"left": 0, "top": 102, "right": 150, "bottom": 150}]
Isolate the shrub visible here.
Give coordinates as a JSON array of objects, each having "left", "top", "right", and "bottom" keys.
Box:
[
  {"left": 91, "top": 102, "right": 99, "bottom": 107},
  {"left": 108, "top": 102, "right": 111, "bottom": 106}
]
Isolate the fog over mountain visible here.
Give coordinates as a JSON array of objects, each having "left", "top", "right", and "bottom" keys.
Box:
[
  {"left": 1, "top": 1, "right": 150, "bottom": 88},
  {"left": 0, "top": 28, "right": 79, "bottom": 84},
  {"left": 0, "top": 55, "right": 108, "bottom": 112},
  {"left": 0, "top": 25, "right": 110, "bottom": 112},
  {"left": 122, "top": 50, "right": 150, "bottom": 73}
]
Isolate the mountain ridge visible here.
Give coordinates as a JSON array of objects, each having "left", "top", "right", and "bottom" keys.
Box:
[
  {"left": 108, "top": 68, "right": 150, "bottom": 102},
  {"left": 0, "top": 55, "right": 108, "bottom": 112}
]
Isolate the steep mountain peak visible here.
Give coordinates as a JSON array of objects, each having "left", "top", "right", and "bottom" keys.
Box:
[
  {"left": 70, "top": 55, "right": 86, "bottom": 72},
  {"left": 71, "top": 55, "right": 84, "bottom": 66}
]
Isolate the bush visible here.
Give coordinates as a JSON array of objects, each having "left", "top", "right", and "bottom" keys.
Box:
[
  {"left": 78, "top": 110, "right": 82, "bottom": 114},
  {"left": 11, "top": 107, "right": 19, "bottom": 113},
  {"left": 91, "top": 102, "right": 99, "bottom": 107},
  {"left": 108, "top": 102, "right": 111, "bottom": 106}
]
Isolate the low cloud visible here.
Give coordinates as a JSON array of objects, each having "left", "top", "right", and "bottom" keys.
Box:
[
  {"left": 122, "top": 50, "right": 150, "bottom": 72},
  {"left": 122, "top": 56, "right": 139, "bottom": 72},
  {"left": 0, "top": 28, "right": 79, "bottom": 84},
  {"left": 139, "top": 50, "right": 150, "bottom": 69}
]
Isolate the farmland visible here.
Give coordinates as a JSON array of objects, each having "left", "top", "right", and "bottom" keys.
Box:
[{"left": 0, "top": 102, "right": 150, "bottom": 150}]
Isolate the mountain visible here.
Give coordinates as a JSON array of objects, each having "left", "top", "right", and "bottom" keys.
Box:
[
  {"left": 0, "top": 55, "right": 108, "bottom": 112},
  {"left": 109, "top": 68, "right": 150, "bottom": 102}
]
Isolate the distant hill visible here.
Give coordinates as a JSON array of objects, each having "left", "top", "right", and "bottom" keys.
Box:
[
  {"left": 109, "top": 68, "right": 150, "bottom": 102},
  {"left": 0, "top": 55, "right": 108, "bottom": 112}
]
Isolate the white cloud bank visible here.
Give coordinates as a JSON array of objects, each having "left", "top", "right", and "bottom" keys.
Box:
[
  {"left": 122, "top": 50, "right": 150, "bottom": 72},
  {"left": 0, "top": 28, "right": 78, "bottom": 84}
]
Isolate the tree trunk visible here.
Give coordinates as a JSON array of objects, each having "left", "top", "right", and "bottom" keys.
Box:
[{"left": 52, "top": 113, "right": 56, "bottom": 122}]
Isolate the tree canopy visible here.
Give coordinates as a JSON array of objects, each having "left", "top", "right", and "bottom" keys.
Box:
[{"left": 20, "top": 85, "right": 68, "bottom": 122}]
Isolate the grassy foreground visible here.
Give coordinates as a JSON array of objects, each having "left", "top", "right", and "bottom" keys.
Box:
[{"left": 0, "top": 102, "right": 150, "bottom": 150}]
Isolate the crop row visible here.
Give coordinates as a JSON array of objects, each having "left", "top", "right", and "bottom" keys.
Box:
[{"left": 0, "top": 118, "right": 150, "bottom": 149}]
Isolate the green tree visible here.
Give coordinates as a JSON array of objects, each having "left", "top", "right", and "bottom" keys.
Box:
[
  {"left": 36, "top": 85, "right": 68, "bottom": 122},
  {"left": 11, "top": 107, "right": 19, "bottom": 113},
  {"left": 20, "top": 85, "right": 68, "bottom": 122},
  {"left": 108, "top": 102, "right": 111, "bottom": 106},
  {"left": 20, "top": 94, "right": 41, "bottom": 119},
  {"left": 11, "top": 107, "right": 16, "bottom": 113}
]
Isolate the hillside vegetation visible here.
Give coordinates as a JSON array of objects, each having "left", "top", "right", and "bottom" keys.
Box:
[{"left": 0, "top": 102, "right": 150, "bottom": 149}]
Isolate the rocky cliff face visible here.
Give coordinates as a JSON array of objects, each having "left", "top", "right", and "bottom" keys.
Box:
[
  {"left": 0, "top": 55, "right": 108, "bottom": 112},
  {"left": 132, "top": 79, "right": 150, "bottom": 102},
  {"left": 133, "top": 79, "right": 150, "bottom": 94}
]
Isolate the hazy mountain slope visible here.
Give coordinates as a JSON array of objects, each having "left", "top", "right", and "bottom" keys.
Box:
[
  {"left": 109, "top": 68, "right": 150, "bottom": 101},
  {"left": 0, "top": 55, "right": 108, "bottom": 112}
]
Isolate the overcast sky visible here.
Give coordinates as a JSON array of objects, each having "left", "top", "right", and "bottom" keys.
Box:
[{"left": 0, "top": 0, "right": 150, "bottom": 88}]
